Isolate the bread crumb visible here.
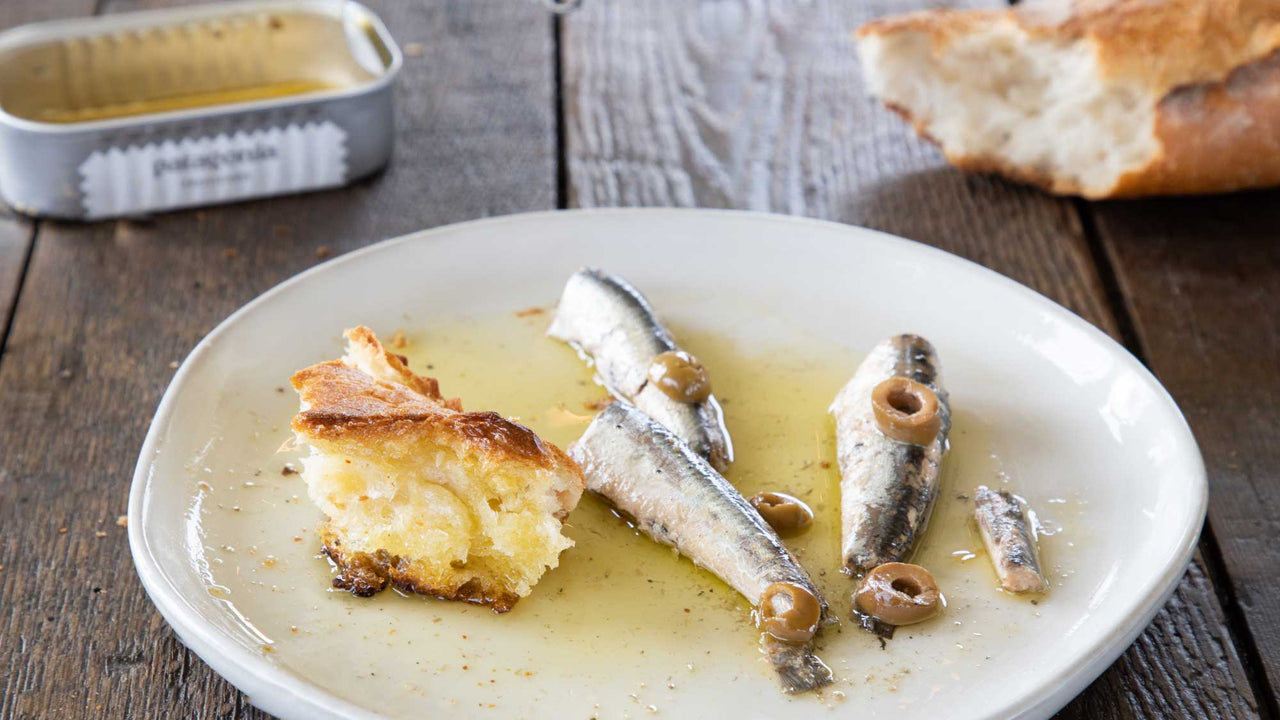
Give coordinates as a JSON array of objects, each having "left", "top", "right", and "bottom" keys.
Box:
[
  {"left": 58, "top": 527, "right": 67, "bottom": 534},
  {"left": 390, "top": 329, "right": 407, "bottom": 348},
  {"left": 116, "top": 515, "right": 128, "bottom": 528},
  {"left": 95, "top": 531, "right": 107, "bottom": 538},
  {"left": 282, "top": 465, "right": 298, "bottom": 476},
  {"left": 584, "top": 398, "right": 612, "bottom": 411},
  {"left": 514, "top": 307, "right": 544, "bottom": 318},
  {"left": 819, "top": 461, "right": 831, "bottom": 469},
  {"left": 168, "top": 360, "right": 179, "bottom": 369},
  {"left": 222, "top": 248, "right": 239, "bottom": 259},
  {"left": 316, "top": 245, "right": 332, "bottom": 259}
]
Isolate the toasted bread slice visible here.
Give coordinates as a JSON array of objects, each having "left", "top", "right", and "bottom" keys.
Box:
[{"left": 291, "top": 327, "right": 584, "bottom": 612}]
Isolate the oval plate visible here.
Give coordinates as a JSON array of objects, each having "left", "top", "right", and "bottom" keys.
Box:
[{"left": 129, "top": 209, "right": 1206, "bottom": 720}]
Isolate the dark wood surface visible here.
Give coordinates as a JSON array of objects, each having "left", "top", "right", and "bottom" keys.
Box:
[
  {"left": 1092, "top": 194, "right": 1280, "bottom": 709},
  {"left": 0, "top": 0, "right": 1274, "bottom": 718}
]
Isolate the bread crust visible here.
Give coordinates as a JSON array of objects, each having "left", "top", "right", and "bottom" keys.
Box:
[
  {"left": 858, "top": 0, "right": 1280, "bottom": 92},
  {"left": 858, "top": 0, "right": 1280, "bottom": 198},
  {"left": 291, "top": 328, "right": 577, "bottom": 474},
  {"left": 292, "top": 360, "right": 575, "bottom": 471},
  {"left": 1112, "top": 48, "right": 1280, "bottom": 197},
  {"left": 340, "top": 325, "right": 462, "bottom": 411},
  {"left": 321, "top": 526, "right": 521, "bottom": 613}
]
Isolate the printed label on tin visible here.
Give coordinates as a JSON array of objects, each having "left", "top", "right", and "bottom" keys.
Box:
[{"left": 79, "top": 122, "right": 348, "bottom": 218}]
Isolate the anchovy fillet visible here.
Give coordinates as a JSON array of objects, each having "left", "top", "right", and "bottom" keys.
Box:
[
  {"left": 830, "top": 334, "right": 951, "bottom": 574},
  {"left": 974, "top": 486, "right": 1047, "bottom": 593},
  {"left": 548, "top": 268, "right": 733, "bottom": 470},
  {"left": 571, "top": 401, "right": 832, "bottom": 693}
]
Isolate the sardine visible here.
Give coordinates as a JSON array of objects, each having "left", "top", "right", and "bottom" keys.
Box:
[
  {"left": 548, "top": 268, "right": 733, "bottom": 470},
  {"left": 830, "top": 334, "right": 951, "bottom": 574},
  {"left": 974, "top": 486, "right": 1047, "bottom": 593},
  {"left": 570, "top": 401, "right": 832, "bottom": 693}
]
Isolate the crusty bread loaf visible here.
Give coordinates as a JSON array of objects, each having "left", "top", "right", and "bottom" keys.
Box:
[
  {"left": 857, "top": 0, "right": 1280, "bottom": 198},
  {"left": 291, "top": 327, "right": 584, "bottom": 612}
]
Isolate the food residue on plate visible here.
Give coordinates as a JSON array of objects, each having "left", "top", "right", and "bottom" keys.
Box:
[{"left": 188, "top": 270, "right": 1080, "bottom": 716}]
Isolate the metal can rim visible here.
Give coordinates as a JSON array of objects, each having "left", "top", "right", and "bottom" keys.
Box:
[{"left": 0, "top": 0, "right": 403, "bottom": 135}]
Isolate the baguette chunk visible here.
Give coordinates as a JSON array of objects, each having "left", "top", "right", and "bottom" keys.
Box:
[
  {"left": 857, "top": 0, "right": 1280, "bottom": 198},
  {"left": 290, "top": 327, "right": 584, "bottom": 612}
]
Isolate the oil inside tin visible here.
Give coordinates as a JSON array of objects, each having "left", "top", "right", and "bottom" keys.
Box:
[{"left": 0, "top": 9, "right": 388, "bottom": 124}]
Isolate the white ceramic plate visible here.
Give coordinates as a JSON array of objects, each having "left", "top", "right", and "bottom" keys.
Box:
[{"left": 129, "top": 209, "right": 1206, "bottom": 720}]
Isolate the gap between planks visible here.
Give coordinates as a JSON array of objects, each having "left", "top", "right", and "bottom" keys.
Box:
[
  {"left": 0, "top": 219, "right": 38, "bottom": 363},
  {"left": 553, "top": 13, "right": 569, "bottom": 210}
]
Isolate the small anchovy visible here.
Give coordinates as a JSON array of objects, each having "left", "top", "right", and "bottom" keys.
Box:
[
  {"left": 830, "top": 334, "right": 950, "bottom": 574},
  {"left": 570, "top": 401, "right": 832, "bottom": 694},
  {"left": 974, "top": 486, "right": 1047, "bottom": 594},
  {"left": 548, "top": 268, "right": 733, "bottom": 470}
]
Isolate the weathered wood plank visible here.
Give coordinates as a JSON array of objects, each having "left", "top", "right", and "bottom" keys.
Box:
[
  {"left": 0, "top": 2, "right": 102, "bottom": 356},
  {"left": 1061, "top": 555, "right": 1261, "bottom": 719},
  {"left": 562, "top": 1, "right": 1261, "bottom": 717},
  {"left": 0, "top": 209, "right": 32, "bottom": 353},
  {"left": 1090, "top": 191, "right": 1280, "bottom": 707},
  {"left": 0, "top": 1, "right": 557, "bottom": 718},
  {"left": 563, "top": 0, "right": 1114, "bottom": 332}
]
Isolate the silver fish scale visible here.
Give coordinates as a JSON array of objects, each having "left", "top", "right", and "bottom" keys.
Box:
[
  {"left": 572, "top": 402, "right": 808, "bottom": 600},
  {"left": 831, "top": 334, "right": 951, "bottom": 574},
  {"left": 548, "top": 268, "right": 733, "bottom": 469},
  {"left": 571, "top": 401, "right": 832, "bottom": 693},
  {"left": 974, "top": 485, "right": 1046, "bottom": 593}
]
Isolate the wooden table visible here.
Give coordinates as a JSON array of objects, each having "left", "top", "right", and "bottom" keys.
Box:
[{"left": 1, "top": 0, "right": 1276, "bottom": 717}]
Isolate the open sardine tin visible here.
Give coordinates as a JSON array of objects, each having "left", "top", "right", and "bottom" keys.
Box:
[{"left": 0, "top": 0, "right": 401, "bottom": 219}]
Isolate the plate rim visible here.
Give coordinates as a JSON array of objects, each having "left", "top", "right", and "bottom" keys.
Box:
[{"left": 128, "top": 207, "right": 1208, "bottom": 720}]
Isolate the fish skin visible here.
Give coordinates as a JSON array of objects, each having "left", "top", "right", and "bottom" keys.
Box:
[
  {"left": 974, "top": 486, "right": 1047, "bottom": 593},
  {"left": 830, "top": 334, "right": 951, "bottom": 575},
  {"left": 548, "top": 268, "right": 733, "bottom": 470},
  {"left": 570, "top": 401, "right": 832, "bottom": 694}
]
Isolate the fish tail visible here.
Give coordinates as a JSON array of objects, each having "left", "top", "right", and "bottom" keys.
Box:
[{"left": 762, "top": 636, "right": 834, "bottom": 694}]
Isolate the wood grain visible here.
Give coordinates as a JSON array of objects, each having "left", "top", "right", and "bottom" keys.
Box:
[
  {"left": 1058, "top": 557, "right": 1260, "bottom": 719},
  {"left": 1091, "top": 191, "right": 1280, "bottom": 707},
  {"left": 561, "top": 0, "right": 1261, "bottom": 717},
  {"left": 0, "top": 1, "right": 556, "bottom": 717},
  {"left": 0, "top": 1, "right": 101, "bottom": 355},
  {"left": 562, "top": 0, "right": 1113, "bottom": 331},
  {"left": 0, "top": 208, "right": 32, "bottom": 353}
]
